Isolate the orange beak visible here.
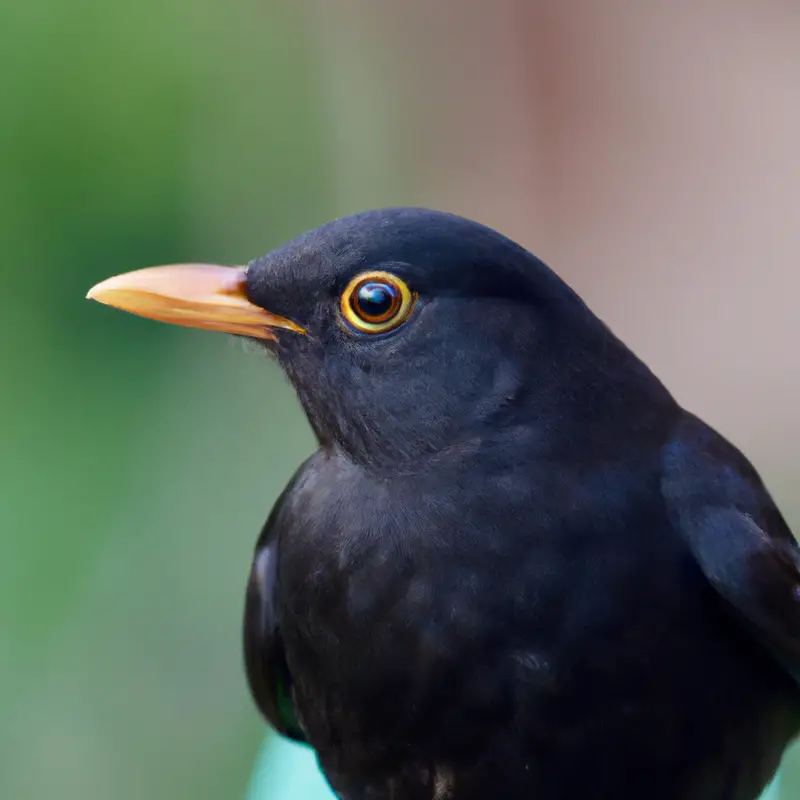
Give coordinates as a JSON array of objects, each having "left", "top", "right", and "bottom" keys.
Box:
[{"left": 86, "top": 264, "right": 304, "bottom": 341}]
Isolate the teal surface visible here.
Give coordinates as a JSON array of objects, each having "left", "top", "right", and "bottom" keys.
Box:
[
  {"left": 247, "top": 736, "right": 783, "bottom": 799},
  {"left": 763, "top": 775, "right": 781, "bottom": 800},
  {"left": 247, "top": 737, "right": 334, "bottom": 800}
]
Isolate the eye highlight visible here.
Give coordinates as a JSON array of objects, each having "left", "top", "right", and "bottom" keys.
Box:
[{"left": 340, "top": 271, "right": 417, "bottom": 334}]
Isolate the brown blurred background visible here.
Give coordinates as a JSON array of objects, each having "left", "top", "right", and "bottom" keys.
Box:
[{"left": 1, "top": 1, "right": 798, "bottom": 797}]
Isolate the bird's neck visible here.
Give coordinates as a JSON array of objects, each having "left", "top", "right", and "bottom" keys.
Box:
[
  {"left": 315, "top": 379, "right": 675, "bottom": 477},
  {"left": 294, "top": 325, "right": 677, "bottom": 473}
]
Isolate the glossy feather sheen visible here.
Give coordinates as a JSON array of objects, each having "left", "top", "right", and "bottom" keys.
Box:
[{"left": 241, "top": 208, "right": 800, "bottom": 800}]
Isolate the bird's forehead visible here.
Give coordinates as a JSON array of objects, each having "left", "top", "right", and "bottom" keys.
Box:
[
  {"left": 246, "top": 236, "right": 347, "bottom": 307},
  {"left": 244, "top": 207, "right": 577, "bottom": 315},
  {"left": 247, "top": 217, "right": 383, "bottom": 289},
  {"left": 246, "top": 211, "right": 485, "bottom": 295}
]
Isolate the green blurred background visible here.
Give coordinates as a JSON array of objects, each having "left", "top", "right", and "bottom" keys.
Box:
[{"left": 2, "top": 1, "right": 799, "bottom": 797}]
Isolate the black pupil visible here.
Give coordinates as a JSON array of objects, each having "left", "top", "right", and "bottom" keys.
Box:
[{"left": 355, "top": 282, "right": 397, "bottom": 320}]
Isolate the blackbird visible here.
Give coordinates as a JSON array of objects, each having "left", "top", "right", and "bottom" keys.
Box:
[{"left": 87, "top": 208, "right": 800, "bottom": 800}]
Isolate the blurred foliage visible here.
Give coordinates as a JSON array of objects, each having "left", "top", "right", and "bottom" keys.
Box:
[{"left": 0, "top": 0, "right": 337, "bottom": 796}]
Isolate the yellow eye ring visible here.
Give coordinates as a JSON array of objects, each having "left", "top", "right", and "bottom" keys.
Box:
[{"left": 340, "top": 271, "right": 417, "bottom": 334}]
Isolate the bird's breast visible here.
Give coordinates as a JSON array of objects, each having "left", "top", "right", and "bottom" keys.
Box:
[{"left": 272, "top": 450, "right": 797, "bottom": 798}]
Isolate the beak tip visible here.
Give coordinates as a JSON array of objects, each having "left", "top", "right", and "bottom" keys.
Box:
[{"left": 86, "top": 279, "right": 111, "bottom": 302}]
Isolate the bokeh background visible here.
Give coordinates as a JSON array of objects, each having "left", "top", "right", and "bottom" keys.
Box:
[{"left": 2, "top": 1, "right": 799, "bottom": 798}]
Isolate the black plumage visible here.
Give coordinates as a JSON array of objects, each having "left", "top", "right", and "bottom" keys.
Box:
[{"left": 89, "top": 208, "right": 800, "bottom": 800}]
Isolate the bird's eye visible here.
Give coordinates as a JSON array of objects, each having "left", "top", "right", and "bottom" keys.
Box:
[{"left": 340, "top": 271, "right": 417, "bottom": 334}]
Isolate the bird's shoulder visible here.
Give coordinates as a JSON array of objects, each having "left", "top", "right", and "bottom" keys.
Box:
[{"left": 661, "top": 412, "right": 800, "bottom": 680}]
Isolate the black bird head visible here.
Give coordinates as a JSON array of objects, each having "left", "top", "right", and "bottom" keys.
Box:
[{"left": 88, "top": 208, "right": 667, "bottom": 467}]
